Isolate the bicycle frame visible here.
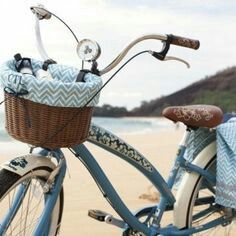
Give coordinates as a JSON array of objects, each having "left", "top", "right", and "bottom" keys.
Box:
[
  {"left": 83, "top": 124, "right": 231, "bottom": 235},
  {"left": 1, "top": 5, "right": 231, "bottom": 236},
  {"left": 79, "top": 124, "right": 234, "bottom": 235},
  {"left": 0, "top": 124, "right": 232, "bottom": 236}
]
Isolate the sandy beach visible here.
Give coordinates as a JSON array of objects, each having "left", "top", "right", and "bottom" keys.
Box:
[
  {"left": 59, "top": 128, "right": 184, "bottom": 235},
  {"left": 0, "top": 117, "right": 183, "bottom": 236},
  {"left": 0, "top": 126, "right": 235, "bottom": 235},
  {"left": 0, "top": 126, "right": 183, "bottom": 235}
]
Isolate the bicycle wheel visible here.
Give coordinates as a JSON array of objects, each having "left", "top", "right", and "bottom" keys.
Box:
[
  {"left": 0, "top": 167, "right": 64, "bottom": 236},
  {"left": 184, "top": 156, "right": 236, "bottom": 235}
]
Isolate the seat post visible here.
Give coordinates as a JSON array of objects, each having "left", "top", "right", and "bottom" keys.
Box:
[{"left": 179, "top": 127, "right": 192, "bottom": 148}]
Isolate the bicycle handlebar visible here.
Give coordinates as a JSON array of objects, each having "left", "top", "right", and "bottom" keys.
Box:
[
  {"left": 100, "top": 33, "right": 200, "bottom": 74},
  {"left": 100, "top": 34, "right": 167, "bottom": 75},
  {"left": 30, "top": 5, "right": 200, "bottom": 75},
  {"left": 168, "top": 34, "right": 200, "bottom": 50}
]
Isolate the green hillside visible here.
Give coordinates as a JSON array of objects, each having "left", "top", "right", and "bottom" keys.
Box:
[
  {"left": 131, "top": 66, "right": 236, "bottom": 116},
  {"left": 94, "top": 66, "right": 236, "bottom": 117}
]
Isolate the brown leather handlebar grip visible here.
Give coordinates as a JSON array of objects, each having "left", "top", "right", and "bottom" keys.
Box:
[{"left": 168, "top": 34, "right": 200, "bottom": 50}]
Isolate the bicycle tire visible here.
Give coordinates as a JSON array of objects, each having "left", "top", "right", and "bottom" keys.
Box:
[
  {"left": 185, "top": 155, "right": 236, "bottom": 235},
  {"left": 0, "top": 167, "right": 64, "bottom": 236},
  {"left": 175, "top": 149, "right": 235, "bottom": 235}
]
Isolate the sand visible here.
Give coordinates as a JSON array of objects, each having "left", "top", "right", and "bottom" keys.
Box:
[
  {"left": 59, "top": 128, "right": 184, "bottom": 235},
  {"left": 0, "top": 127, "right": 183, "bottom": 235},
  {"left": 1, "top": 126, "right": 234, "bottom": 235}
]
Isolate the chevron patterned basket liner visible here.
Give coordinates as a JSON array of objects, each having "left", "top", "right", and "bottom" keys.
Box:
[
  {"left": 0, "top": 59, "right": 103, "bottom": 149},
  {"left": 0, "top": 59, "right": 103, "bottom": 107},
  {"left": 215, "top": 118, "right": 236, "bottom": 209}
]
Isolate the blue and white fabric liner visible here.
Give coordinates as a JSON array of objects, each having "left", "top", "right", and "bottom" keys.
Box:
[
  {"left": 216, "top": 117, "right": 236, "bottom": 209},
  {"left": 0, "top": 59, "right": 103, "bottom": 107}
]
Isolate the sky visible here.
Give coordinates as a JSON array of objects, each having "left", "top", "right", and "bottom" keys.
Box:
[{"left": 0, "top": 1, "right": 236, "bottom": 109}]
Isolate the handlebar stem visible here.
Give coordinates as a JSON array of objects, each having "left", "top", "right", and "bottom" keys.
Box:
[{"left": 34, "top": 15, "right": 50, "bottom": 61}]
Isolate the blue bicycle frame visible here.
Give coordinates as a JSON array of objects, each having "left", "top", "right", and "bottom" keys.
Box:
[{"left": 1, "top": 124, "right": 233, "bottom": 236}]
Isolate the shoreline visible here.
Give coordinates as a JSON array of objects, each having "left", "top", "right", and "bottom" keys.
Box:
[{"left": 91, "top": 116, "right": 180, "bottom": 136}]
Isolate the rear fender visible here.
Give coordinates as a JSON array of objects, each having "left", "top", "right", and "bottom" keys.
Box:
[{"left": 173, "top": 141, "right": 216, "bottom": 229}]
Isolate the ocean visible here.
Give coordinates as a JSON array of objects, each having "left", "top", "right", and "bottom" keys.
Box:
[
  {"left": 0, "top": 114, "right": 175, "bottom": 142},
  {"left": 92, "top": 117, "right": 175, "bottom": 135}
]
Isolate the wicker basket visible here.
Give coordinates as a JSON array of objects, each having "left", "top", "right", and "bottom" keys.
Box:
[{"left": 4, "top": 92, "right": 93, "bottom": 149}]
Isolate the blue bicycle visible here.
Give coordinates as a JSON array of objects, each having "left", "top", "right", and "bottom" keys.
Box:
[{"left": 0, "top": 5, "right": 234, "bottom": 236}]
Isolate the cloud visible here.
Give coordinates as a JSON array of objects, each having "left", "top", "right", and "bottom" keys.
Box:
[
  {"left": 106, "top": 0, "right": 236, "bottom": 16},
  {"left": 0, "top": 0, "right": 236, "bottom": 108}
]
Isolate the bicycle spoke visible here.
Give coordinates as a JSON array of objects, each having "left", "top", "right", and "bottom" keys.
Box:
[
  {"left": 0, "top": 164, "right": 62, "bottom": 236},
  {"left": 5, "top": 183, "right": 30, "bottom": 234},
  {"left": 8, "top": 180, "right": 45, "bottom": 235},
  {"left": 193, "top": 208, "right": 217, "bottom": 223},
  {"left": 185, "top": 157, "right": 236, "bottom": 236},
  {"left": 10, "top": 187, "right": 17, "bottom": 235},
  {"left": 0, "top": 173, "right": 49, "bottom": 236},
  {"left": 7, "top": 197, "right": 44, "bottom": 235},
  {"left": 20, "top": 200, "right": 24, "bottom": 236},
  {"left": 5, "top": 217, "right": 40, "bottom": 236},
  {"left": 7, "top": 191, "right": 12, "bottom": 236},
  {"left": 28, "top": 190, "right": 46, "bottom": 235},
  {"left": 2, "top": 181, "right": 30, "bottom": 234}
]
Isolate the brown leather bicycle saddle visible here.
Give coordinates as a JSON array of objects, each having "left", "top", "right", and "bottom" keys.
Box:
[{"left": 162, "top": 105, "right": 223, "bottom": 128}]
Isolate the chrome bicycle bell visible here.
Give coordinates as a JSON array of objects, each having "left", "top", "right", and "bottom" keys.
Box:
[{"left": 77, "top": 39, "right": 101, "bottom": 62}]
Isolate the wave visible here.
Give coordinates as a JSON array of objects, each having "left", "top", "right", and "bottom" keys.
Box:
[
  {"left": 92, "top": 117, "right": 176, "bottom": 135},
  {"left": 0, "top": 114, "right": 176, "bottom": 142}
]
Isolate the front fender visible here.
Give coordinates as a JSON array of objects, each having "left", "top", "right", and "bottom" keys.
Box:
[{"left": 0, "top": 154, "right": 55, "bottom": 176}]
